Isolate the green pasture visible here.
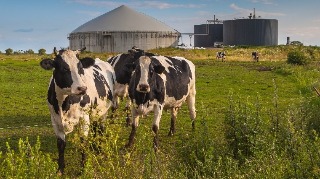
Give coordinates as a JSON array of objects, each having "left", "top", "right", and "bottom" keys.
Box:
[{"left": 1, "top": 46, "right": 320, "bottom": 178}]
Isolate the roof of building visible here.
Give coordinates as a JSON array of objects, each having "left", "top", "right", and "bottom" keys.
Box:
[{"left": 72, "top": 5, "right": 178, "bottom": 33}]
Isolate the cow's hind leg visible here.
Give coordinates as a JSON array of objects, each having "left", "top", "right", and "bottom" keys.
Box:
[
  {"left": 168, "top": 107, "right": 178, "bottom": 136},
  {"left": 186, "top": 89, "right": 196, "bottom": 130},
  {"left": 125, "top": 97, "right": 132, "bottom": 127}
]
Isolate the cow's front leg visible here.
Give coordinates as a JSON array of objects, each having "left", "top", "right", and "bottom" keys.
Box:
[
  {"left": 80, "top": 115, "right": 90, "bottom": 169},
  {"left": 126, "top": 108, "right": 139, "bottom": 148},
  {"left": 125, "top": 96, "right": 132, "bottom": 127},
  {"left": 152, "top": 104, "right": 163, "bottom": 151},
  {"left": 57, "top": 137, "right": 66, "bottom": 175},
  {"left": 168, "top": 107, "right": 178, "bottom": 136}
]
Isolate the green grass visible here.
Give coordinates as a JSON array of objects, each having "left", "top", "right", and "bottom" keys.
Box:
[{"left": 1, "top": 46, "right": 320, "bottom": 178}]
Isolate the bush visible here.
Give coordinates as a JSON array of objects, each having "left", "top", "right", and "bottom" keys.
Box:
[
  {"left": 38, "top": 48, "right": 46, "bottom": 55},
  {"left": 25, "top": 49, "right": 34, "bottom": 54},
  {"left": 5, "top": 48, "right": 13, "bottom": 55},
  {"left": 287, "top": 50, "right": 308, "bottom": 65}
]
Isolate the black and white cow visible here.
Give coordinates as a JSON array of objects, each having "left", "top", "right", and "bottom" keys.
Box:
[
  {"left": 216, "top": 51, "right": 226, "bottom": 61},
  {"left": 125, "top": 55, "right": 196, "bottom": 150},
  {"left": 40, "top": 47, "right": 115, "bottom": 175},
  {"left": 107, "top": 47, "right": 156, "bottom": 126},
  {"left": 252, "top": 51, "right": 259, "bottom": 62}
]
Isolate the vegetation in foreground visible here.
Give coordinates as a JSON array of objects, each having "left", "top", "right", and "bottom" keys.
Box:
[{"left": 1, "top": 46, "right": 320, "bottom": 178}]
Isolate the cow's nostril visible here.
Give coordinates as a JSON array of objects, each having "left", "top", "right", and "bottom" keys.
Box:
[
  {"left": 139, "top": 84, "right": 149, "bottom": 92},
  {"left": 77, "top": 86, "right": 87, "bottom": 94}
]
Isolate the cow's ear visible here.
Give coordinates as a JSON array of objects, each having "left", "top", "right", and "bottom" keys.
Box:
[
  {"left": 80, "top": 57, "right": 95, "bottom": 68},
  {"left": 154, "top": 64, "right": 165, "bottom": 74},
  {"left": 40, "top": 58, "right": 55, "bottom": 70}
]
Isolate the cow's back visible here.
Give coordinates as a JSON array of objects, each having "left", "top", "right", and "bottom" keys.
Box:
[{"left": 152, "top": 56, "right": 195, "bottom": 108}]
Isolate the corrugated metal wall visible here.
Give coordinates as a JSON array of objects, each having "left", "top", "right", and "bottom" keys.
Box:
[
  {"left": 194, "top": 24, "right": 223, "bottom": 47},
  {"left": 223, "top": 19, "right": 278, "bottom": 46},
  {"left": 68, "top": 31, "right": 180, "bottom": 53}
]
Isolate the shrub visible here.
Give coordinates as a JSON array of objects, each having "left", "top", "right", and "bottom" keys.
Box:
[
  {"left": 5, "top": 48, "right": 13, "bottom": 55},
  {"left": 38, "top": 48, "right": 46, "bottom": 55},
  {"left": 25, "top": 49, "right": 34, "bottom": 54},
  {"left": 287, "top": 50, "right": 308, "bottom": 65}
]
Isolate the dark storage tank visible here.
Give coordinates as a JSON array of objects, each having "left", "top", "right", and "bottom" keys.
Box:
[
  {"left": 223, "top": 19, "right": 278, "bottom": 46},
  {"left": 194, "top": 24, "right": 223, "bottom": 47}
]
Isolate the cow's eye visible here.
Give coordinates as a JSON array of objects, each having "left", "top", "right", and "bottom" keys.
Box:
[{"left": 63, "top": 67, "right": 69, "bottom": 72}]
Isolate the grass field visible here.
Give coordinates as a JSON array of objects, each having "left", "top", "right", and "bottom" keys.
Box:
[{"left": 1, "top": 46, "right": 320, "bottom": 178}]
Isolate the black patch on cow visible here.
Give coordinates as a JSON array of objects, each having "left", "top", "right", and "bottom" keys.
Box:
[
  {"left": 107, "top": 56, "right": 118, "bottom": 66},
  {"left": 53, "top": 55, "right": 73, "bottom": 89},
  {"left": 160, "top": 56, "right": 192, "bottom": 100},
  {"left": 92, "top": 68, "right": 112, "bottom": 101},
  {"left": 94, "top": 97, "right": 98, "bottom": 106},
  {"left": 77, "top": 62, "right": 84, "bottom": 75},
  {"left": 80, "top": 94, "right": 90, "bottom": 107},
  {"left": 62, "top": 95, "right": 81, "bottom": 112},
  {"left": 93, "top": 65, "right": 102, "bottom": 71},
  {"left": 80, "top": 57, "right": 95, "bottom": 68},
  {"left": 47, "top": 80, "right": 59, "bottom": 114},
  {"left": 61, "top": 94, "right": 90, "bottom": 111}
]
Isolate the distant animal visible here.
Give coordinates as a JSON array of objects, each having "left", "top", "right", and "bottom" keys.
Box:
[
  {"left": 216, "top": 51, "right": 226, "bottom": 61},
  {"left": 125, "top": 55, "right": 196, "bottom": 150},
  {"left": 252, "top": 51, "right": 259, "bottom": 62},
  {"left": 40, "top": 47, "right": 115, "bottom": 175},
  {"left": 107, "top": 47, "right": 156, "bottom": 126}
]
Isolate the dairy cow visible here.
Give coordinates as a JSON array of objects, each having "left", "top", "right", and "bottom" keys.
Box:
[
  {"left": 252, "top": 51, "right": 259, "bottom": 62},
  {"left": 40, "top": 47, "right": 115, "bottom": 174},
  {"left": 107, "top": 47, "right": 155, "bottom": 126},
  {"left": 216, "top": 51, "right": 226, "bottom": 61},
  {"left": 125, "top": 55, "right": 196, "bottom": 150}
]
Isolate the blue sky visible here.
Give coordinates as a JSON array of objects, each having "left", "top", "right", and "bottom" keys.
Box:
[{"left": 0, "top": 0, "right": 319, "bottom": 52}]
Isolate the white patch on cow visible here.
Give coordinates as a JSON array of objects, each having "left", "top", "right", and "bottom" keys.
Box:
[
  {"left": 57, "top": 50, "right": 87, "bottom": 95},
  {"left": 137, "top": 56, "right": 151, "bottom": 92}
]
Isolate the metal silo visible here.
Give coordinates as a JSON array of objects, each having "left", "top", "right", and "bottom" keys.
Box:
[
  {"left": 68, "top": 5, "right": 180, "bottom": 53},
  {"left": 223, "top": 19, "right": 278, "bottom": 46},
  {"left": 194, "top": 23, "right": 223, "bottom": 47}
]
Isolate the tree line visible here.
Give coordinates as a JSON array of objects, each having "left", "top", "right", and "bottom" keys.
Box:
[{"left": 0, "top": 48, "right": 47, "bottom": 55}]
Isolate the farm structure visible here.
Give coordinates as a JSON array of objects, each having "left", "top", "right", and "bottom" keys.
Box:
[
  {"left": 193, "top": 11, "right": 278, "bottom": 47},
  {"left": 223, "top": 18, "right": 278, "bottom": 46},
  {"left": 68, "top": 5, "right": 180, "bottom": 53}
]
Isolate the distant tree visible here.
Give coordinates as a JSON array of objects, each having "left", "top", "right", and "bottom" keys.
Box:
[
  {"left": 290, "top": 41, "right": 303, "bottom": 46},
  {"left": 38, "top": 48, "right": 46, "bottom": 55},
  {"left": 25, "top": 49, "right": 34, "bottom": 54},
  {"left": 5, "top": 48, "right": 13, "bottom": 55}
]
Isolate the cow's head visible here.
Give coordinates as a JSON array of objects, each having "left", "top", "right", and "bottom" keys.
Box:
[
  {"left": 131, "top": 56, "right": 165, "bottom": 93},
  {"left": 40, "top": 47, "right": 95, "bottom": 95}
]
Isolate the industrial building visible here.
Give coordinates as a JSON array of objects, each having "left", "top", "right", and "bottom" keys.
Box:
[
  {"left": 68, "top": 5, "right": 180, "bottom": 53},
  {"left": 194, "top": 18, "right": 223, "bottom": 47},
  {"left": 223, "top": 18, "right": 278, "bottom": 46},
  {"left": 194, "top": 11, "right": 278, "bottom": 47}
]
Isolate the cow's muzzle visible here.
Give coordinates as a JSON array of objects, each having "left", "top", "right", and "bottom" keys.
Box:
[
  {"left": 77, "top": 86, "right": 87, "bottom": 95},
  {"left": 137, "top": 84, "right": 150, "bottom": 93}
]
